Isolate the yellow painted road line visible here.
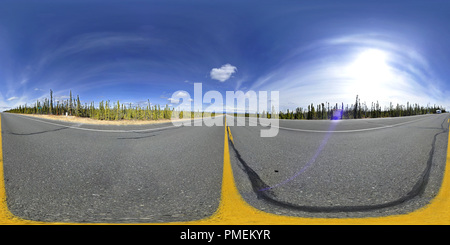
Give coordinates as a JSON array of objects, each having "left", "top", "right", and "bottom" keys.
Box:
[
  {"left": 191, "top": 119, "right": 282, "bottom": 224},
  {"left": 227, "top": 126, "right": 234, "bottom": 144},
  {"left": 0, "top": 115, "right": 42, "bottom": 224},
  {"left": 194, "top": 118, "right": 450, "bottom": 225},
  {"left": 0, "top": 114, "right": 14, "bottom": 223},
  {"left": 1, "top": 114, "right": 450, "bottom": 224},
  {"left": 0, "top": 114, "right": 19, "bottom": 223},
  {"left": 0, "top": 115, "right": 57, "bottom": 225}
]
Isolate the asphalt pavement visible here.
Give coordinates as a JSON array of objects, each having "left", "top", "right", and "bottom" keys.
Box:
[
  {"left": 1, "top": 112, "right": 449, "bottom": 222},
  {"left": 1, "top": 113, "right": 223, "bottom": 223},
  {"left": 227, "top": 113, "right": 449, "bottom": 218}
]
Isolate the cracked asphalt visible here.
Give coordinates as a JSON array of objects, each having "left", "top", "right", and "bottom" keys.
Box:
[{"left": 1, "top": 112, "right": 449, "bottom": 222}]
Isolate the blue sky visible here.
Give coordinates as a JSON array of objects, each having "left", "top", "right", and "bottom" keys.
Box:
[{"left": 0, "top": 0, "right": 449, "bottom": 112}]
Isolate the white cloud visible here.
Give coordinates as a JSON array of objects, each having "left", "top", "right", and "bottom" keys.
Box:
[
  {"left": 210, "top": 64, "right": 237, "bottom": 82},
  {"left": 7, "top": 96, "right": 18, "bottom": 101},
  {"left": 250, "top": 34, "right": 448, "bottom": 111},
  {"left": 173, "top": 91, "right": 190, "bottom": 97},
  {"left": 167, "top": 98, "right": 178, "bottom": 103},
  {"left": 168, "top": 90, "right": 193, "bottom": 106}
]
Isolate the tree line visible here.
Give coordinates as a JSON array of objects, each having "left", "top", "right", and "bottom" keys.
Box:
[
  {"left": 272, "top": 95, "right": 446, "bottom": 120},
  {"left": 5, "top": 90, "right": 446, "bottom": 121},
  {"left": 5, "top": 90, "right": 176, "bottom": 121}
]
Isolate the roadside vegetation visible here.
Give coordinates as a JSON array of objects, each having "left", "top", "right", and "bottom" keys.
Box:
[
  {"left": 270, "top": 95, "right": 446, "bottom": 120},
  {"left": 5, "top": 90, "right": 189, "bottom": 121},
  {"left": 5, "top": 90, "right": 446, "bottom": 121}
]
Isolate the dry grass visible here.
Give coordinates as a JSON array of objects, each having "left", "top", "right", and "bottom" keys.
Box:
[{"left": 18, "top": 114, "right": 192, "bottom": 125}]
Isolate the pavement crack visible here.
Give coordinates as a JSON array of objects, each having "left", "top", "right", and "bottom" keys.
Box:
[
  {"left": 226, "top": 127, "right": 277, "bottom": 200},
  {"left": 7, "top": 127, "right": 67, "bottom": 136},
  {"left": 226, "top": 117, "right": 449, "bottom": 213}
]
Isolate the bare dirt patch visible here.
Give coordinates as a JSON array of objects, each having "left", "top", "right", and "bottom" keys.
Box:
[{"left": 17, "top": 114, "right": 192, "bottom": 125}]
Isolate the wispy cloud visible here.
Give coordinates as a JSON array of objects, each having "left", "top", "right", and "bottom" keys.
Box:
[
  {"left": 250, "top": 34, "right": 448, "bottom": 110},
  {"left": 7, "top": 96, "right": 19, "bottom": 101},
  {"left": 38, "top": 32, "right": 157, "bottom": 68}
]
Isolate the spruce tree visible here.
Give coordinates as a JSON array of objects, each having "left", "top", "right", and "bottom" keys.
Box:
[
  {"left": 50, "top": 89, "right": 53, "bottom": 115},
  {"left": 69, "top": 90, "right": 73, "bottom": 116},
  {"left": 76, "top": 95, "right": 81, "bottom": 117}
]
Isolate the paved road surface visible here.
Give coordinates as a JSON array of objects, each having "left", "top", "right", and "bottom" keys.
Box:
[
  {"left": 1, "top": 112, "right": 449, "bottom": 222},
  {"left": 227, "top": 114, "right": 449, "bottom": 218},
  {"left": 1, "top": 113, "right": 223, "bottom": 223}
]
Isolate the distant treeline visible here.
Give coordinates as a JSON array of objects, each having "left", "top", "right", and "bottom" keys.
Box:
[
  {"left": 269, "top": 95, "right": 446, "bottom": 120},
  {"left": 5, "top": 90, "right": 181, "bottom": 120},
  {"left": 5, "top": 91, "right": 446, "bottom": 121}
]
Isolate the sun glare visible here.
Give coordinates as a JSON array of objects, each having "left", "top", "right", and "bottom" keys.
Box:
[{"left": 345, "top": 49, "right": 394, "bottom": 99}]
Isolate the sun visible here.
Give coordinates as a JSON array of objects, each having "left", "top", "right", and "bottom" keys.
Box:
[{"left": 344, "top": 49, "right": 394, "bottom": 99}]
